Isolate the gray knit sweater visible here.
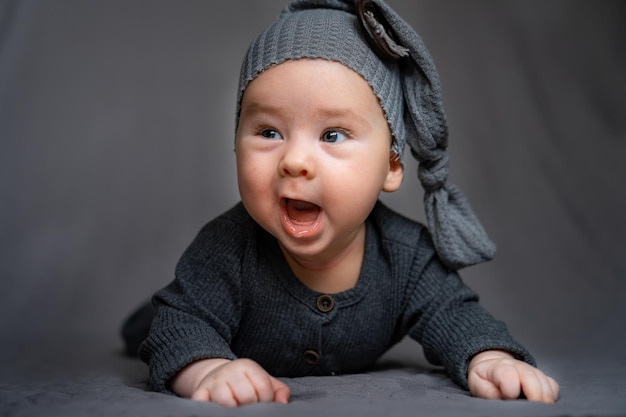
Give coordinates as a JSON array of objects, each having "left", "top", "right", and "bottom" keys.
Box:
[{"left": 138, "top": 201, "right": 534, "bottom": 394}]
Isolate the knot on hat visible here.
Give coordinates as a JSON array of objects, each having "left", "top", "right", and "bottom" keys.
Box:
[
  {"left": 424, "top": 184, "right": 497, "bottom": 270},
  {"left": 416, "top": 152, "right": 448, "bottom": 192}
]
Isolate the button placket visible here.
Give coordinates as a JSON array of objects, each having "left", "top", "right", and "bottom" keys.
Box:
[{"left": 298, "top": 295, "right": 335, "bottom": 368}]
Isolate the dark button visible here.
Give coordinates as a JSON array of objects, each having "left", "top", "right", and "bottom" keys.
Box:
[
  {"left": 316, "top": 295, "right": 335, "bottom": 312},
  {"left": 303, "top": 349, "right": 320, "bottom": 365}
]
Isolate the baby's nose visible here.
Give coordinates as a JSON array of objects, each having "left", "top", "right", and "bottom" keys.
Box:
[{"left": 278, "top": 142, "right": 315, "bottom": 178}]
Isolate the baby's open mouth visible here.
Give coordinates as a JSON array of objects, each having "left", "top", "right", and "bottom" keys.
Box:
[{"left": 284, "top": 198, "right": 320, "bottom": 225}]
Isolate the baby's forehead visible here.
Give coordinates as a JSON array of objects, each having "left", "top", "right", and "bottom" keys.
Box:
[
  {"left": 248, "top": 58, "right": 376, "bottom": 92},
  {"left": 240, "top": 59, "right": 387, "bottom": 126}
]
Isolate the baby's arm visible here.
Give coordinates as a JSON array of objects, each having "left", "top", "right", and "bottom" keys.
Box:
[
  {"left": 468, "top": 350, "right": 559, "bottom": 403},
  {"left": 171, "top": 358, "right": 290, "bottom": 407}
]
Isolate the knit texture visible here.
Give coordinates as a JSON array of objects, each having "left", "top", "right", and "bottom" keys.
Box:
[
  {"left": 138, "top": 202, "right": 534, "bottom": 393},
  {"left": 235, "top": 0, "right": 496, "bottom": 269}
]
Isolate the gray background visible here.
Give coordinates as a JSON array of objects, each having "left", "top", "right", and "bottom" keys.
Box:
[{"left": 1, "top": 1, "right": 625, "bottom": 416}]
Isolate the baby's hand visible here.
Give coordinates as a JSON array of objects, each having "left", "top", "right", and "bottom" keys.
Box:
[
  {"left": 468, "top": 350, "right": 559, "bottom": 403},
  {"left": 171, "top": 358, "right": 290, "bottom": 407}
]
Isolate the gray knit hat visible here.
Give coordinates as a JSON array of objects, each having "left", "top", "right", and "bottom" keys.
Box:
[{"left": 236, "top": 0, "right": 496, "bottom": 270}]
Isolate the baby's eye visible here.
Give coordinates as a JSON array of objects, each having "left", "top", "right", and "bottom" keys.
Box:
[
  {"left": 260, "top": 128, "right": 282, "bottom": 139},
  {"left": 321, "top": 130, "right": 348, "bottom": 143}
]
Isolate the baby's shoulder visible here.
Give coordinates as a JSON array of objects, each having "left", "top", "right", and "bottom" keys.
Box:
[
  {"left": 196, "top": 202, "right": 255, "bottom": 240},
  {"left": 370, "top": 201, "right": 431, "bottom": 250},
  {"left": 178, "top": 202, "right": 259, "bottom": 267}
]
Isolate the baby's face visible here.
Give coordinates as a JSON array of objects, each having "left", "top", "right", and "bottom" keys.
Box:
[{"left": 235, "top": 58, "right": 403, "bottom": 264}]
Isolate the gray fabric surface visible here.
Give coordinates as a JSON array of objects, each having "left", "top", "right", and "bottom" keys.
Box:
[
  {"left": 1, "top": 340, "right": 625, "bottom": 417},
  {"left": 1, "top": 0, "right": 625, "bottom": 416}
]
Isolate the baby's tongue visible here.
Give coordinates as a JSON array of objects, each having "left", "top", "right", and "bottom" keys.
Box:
[{"left": 286, "top": 199, "right": 320, "bottom": 225}]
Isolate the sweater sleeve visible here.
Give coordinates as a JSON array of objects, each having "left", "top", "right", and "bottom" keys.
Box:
[
  {"left": 403, "top": 232, "right": 535, "bottom": 390},
  {"left": 138, "top": 208, "right": 249, "bottom": 394}
]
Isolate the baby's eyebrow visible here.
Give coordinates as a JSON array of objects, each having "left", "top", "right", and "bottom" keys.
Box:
[
  {"left": 314, "top": 108, "right": 371, "bottom": 129},
  {"left": 240, "top": 101, "right": 283, "bottom": 118},
  {"left": 316, "top": 107, "right": 361, "bottom": 120}
]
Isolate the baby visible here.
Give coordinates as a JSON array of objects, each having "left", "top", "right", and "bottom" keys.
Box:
[{"left": 134, "top": 0, "right": 559, "bottom": 406}]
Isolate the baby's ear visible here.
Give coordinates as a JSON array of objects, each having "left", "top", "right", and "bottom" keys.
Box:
[{"left": 383, "top": 153, "right": 403, "bottom": 192}]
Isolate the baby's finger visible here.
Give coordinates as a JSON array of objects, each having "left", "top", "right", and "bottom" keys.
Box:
[
  {"left": 206, "top": 384, "right": 239, "bottom": 407},
  {"left": 470, "top": 377, "right": 502, "bottom": 400},
  {"left": 519, "top": 367, "right": 552, "bottom": 403},
  {"left": 548, "top": 376, "right": 560, "bottom": 401},
  {"left": 535, "top": 373, "right": 559, "bottom": 403},
  {"left": 244, "top": 370, "right": 274, "bottom": 403},
  {"left": 538, "top": 374, "right": 557, "bottom": 403},
  {"left": 190, "top": 387, "right": 211, "bottom": 402},
  {"left": 270, "top": 376, "right": 291, "bottom": 404},
  {"left": 230, "top": 379, "right": 262, "bottom": 406},
  {"left": 490, "top": 363, "right": 522, "bottom": 400}
]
